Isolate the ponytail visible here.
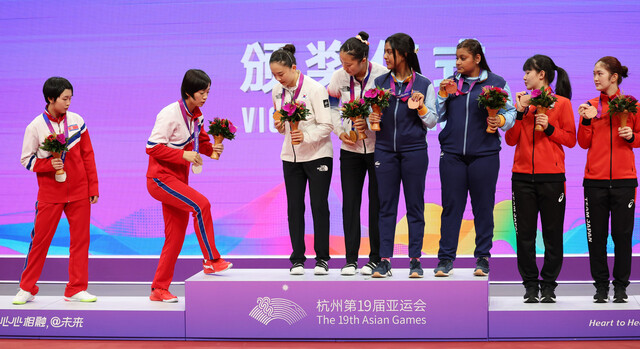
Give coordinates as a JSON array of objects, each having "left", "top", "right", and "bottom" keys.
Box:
[
  {"left": 385, "top": 33, "right": 421, "bottom": 75},
  {"left": 523, "top": 54, "right": 572, "bottom": 99}
]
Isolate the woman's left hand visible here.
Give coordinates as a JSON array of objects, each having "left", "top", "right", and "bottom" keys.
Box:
[
  {"left": 291, "top": 129, "right": 304, "bottom": 143},
  {"left": 535, "top": 113, "right": 549, "bottom": 130},
  {"left": 487, "top": 115, "right": 500, "bottom": 129},
  {"left": 212, "top": 143, "right": 224, "bottom": 155},
  {"left": 410, "top": 91, "right": 425, "bottom": 109},
  {"left": 89, "top": 196, "right": 99, "bottom": 204},
  {"left": 619, "top": 126, "right": 633, "bottom": 140}
]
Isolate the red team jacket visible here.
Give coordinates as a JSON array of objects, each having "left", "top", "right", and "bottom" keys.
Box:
[
  {"left": 21, "top": 111, "right": 99, "bottom": 203},
  {"left": 505, "top": 95, "right": 576, "bottom": 182},
  {"left": 577, "top": 90, "right": 640, "bottom": 187}
]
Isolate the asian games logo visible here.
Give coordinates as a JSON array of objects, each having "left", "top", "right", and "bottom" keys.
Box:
[{"left": 249, "top": 297, "right": 307, "bottom": 325}]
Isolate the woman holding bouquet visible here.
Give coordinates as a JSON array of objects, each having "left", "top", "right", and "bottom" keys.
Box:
[
  {"left": 577, "top": 56, "right": 639, "bottom": 303},
  {"left": 505, "top": 54, "right": 576, "bottom": 303},
  {"left": 434, "top": 39, "right": 516, "bottom": 278},
  {"left": 367, "top": 33, "right": 438, "bottom": 278},
  {"left": 327, "top": 31, "right": 388, "bottom": 276},
  {"left": 270, "top": 44, "right": 334, "bottom": 275},
  {"left": 15, "top": 77, "right": 99, "bottom": 305},
  {"left": 146, "top": 69, "right": 231, "bottom": 303}
]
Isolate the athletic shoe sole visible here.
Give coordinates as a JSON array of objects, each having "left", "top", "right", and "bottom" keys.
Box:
[
  {"left": 434, "top": 270, "right": 452, "bottom": 277},
  {"left": 409, "top": 272, "right": 423, "bottom": 278},
  {"left": 613, "top": 298, "right": 628, "bottom": 303},
  {"left": 593, "top": 298, "right": 608, "bottom": 303},
  {"left": 473, "top": 269, "right": 488, "bottom": 276},
  {"left": 314, "top": 269, "right": 329, "bottom": 275},
  {"left": 372, "top": 271, "right": 391, "bottom": 278},
  {"left": 150, "top": 296, "right": 178, "bottom": 303},
  {"left": 540, "top": 297, "right": 556, "bottom": 303},
  {"left": 524, "top": 297, "right": 539, "bottom": 303},
  {"left": 12, "top": 298, "right": 34, "bottom": 305},
  {"left": 341, "top": 270, "right": 356, "bottom": 276},
  {"left": 64, "top": 297, "right": 97, "bottom": 302},
  {"left": 204, "top": 262, "right": 233, "bottom": 275}
]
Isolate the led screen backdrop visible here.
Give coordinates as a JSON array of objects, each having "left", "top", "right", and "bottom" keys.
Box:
[{"left": 1, "top": 0, "right": 639, "bottom": 257}]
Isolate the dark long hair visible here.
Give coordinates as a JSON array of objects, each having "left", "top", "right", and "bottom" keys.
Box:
[
  {"left": 523, "top": 54, "right": 572, "bottom": 99},
  {"left": 385, "top": 33, "right": 421, "bottom": 74},
  {"left": 457, "top": 39, "right": 490, "bottom": 72}
]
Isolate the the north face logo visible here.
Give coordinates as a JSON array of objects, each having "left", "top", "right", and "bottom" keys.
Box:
[{"left": 317, "top": 165, "right": 328, "bottom": 172}]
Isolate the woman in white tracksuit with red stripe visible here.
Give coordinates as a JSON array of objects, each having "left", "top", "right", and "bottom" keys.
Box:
[{"left": 146, "top": 69, "right": 231, "bottom": 303}]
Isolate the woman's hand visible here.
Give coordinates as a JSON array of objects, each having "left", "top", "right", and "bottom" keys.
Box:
[
  {"left": 353, "top": 117, "right": 368, "bottom": 132},
  {"left": 274, "top": 119, "right": 285, "bottom": 133},
  {"left": 535, "top": 113, "right": 549, "bottom": 130},
  {"left": 410, "top": 91, "right": 425, "bottom": 109},
  {"left": 183, "top": 151, "right": 203, "bottom": 165},
  {"left": 515, "top": 91, "right": 528, "bottom": 112},
  {"left": 89, "top": 196, "right": 99, "bottom": 204},
  {"left": 619, "top": 126, "right": 633, "bottom": 140},
  {"left": 339, "top": 132, "right": 356, "bottom": 146},
  {"left": 578, "top": 103, "right": 593, "bottom": 119},
  {"left": 439, "top": 79, "right": 454, "bottom": 97},
  {"left": 212, "top": 143, "right": 224, "bottom": 157},
  {"left": 369, "top": 111, "right": 381, "bottom": 124},
  {"left": 291, "top": 129, "right": 304, "bottom": 143},
  {"left": 51, "top": 158, "right": 64, "bottom": 170}
]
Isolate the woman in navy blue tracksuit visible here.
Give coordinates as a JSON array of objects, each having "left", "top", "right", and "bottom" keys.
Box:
[
  {"left": 369, "top": 33, "right": 437, "bottom": 278},
  {"left": 434, "top": 39, "right": 516, "bottom": 277}
]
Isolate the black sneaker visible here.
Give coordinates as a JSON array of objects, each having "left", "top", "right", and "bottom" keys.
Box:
[
  {"left": 434, "top": 259, "right": 453, "bottom": 277},
  {"left": 613, "top": 286, "right": 628, "bottom": 303},
  {"left": 474, "top": 257, "right": 490, "bottom": 276},
  {"left": 340, "top": 262, "right": 357, "bottom": 276},
  {"left": 361, "top": 261, "right": 377, "bottom": 275},
  {"left": 372, "top": 260, "right": 392, "bottom": 278},
  {"left": 409, "top": 259, "right": 424, "bottom": 278},
  {"left": 289, "top": 262, "right": 304, "bottom": 275},
  {"left": 314, "top": 260, "right": 329, "bottom": 275},
  {"left": 540, "top": 286, "right": 556, "bottom": 303},
  {"left": 523, "top": 286, "right": 540, "bottom": 303},
  {"left": 593, "top": 285, "right": 609, "bottom": 303}
]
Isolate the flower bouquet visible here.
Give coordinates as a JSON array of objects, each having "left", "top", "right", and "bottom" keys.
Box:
[
  {"left": 529, "top": 87, "right": 557, "bottom": 131},
  {"left": 477, "top": 86, "right": 509, "bottom": 133},
  {"left": 40, "top": 133, "right": 69, "bottom": 182},
  {"left": 363, "top": 88, "right": 391, "bottom": 131},
  {"left": 276, "top": 101, "right": 310, "bottom": 145},
  {"left": 341, "top": 98, "right": 370, "bottom": 141},
  {"left": 608, "top": 95, "right": 638, "bottom": 128},
  {"left": 207, "top": 118, "right": 237, "bottom": 160}
]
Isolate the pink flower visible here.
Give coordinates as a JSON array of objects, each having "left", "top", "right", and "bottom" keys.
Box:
[
  {"left": 531, "top": 89, "right": 542, "bottom": 98},
  {"left": 298, "top": 101, "right": 306, "bottom": 108},
  {"left": 56, "top": 134, "right": 66, "bottom": 144},
  {"left": 228, "top": 121, "right": 237, "bottom": 133},
  {"left": 364, "top": 89, "right": 378, "bottom": 99},
  {"left": 283, "top": 102, "right": 296, "bottom": 116},
  {"left": 359, "top": 99, "right": 365, "bottom": 105}
]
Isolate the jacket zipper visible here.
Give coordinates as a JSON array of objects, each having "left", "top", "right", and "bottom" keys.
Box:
[
  {"left": 531, "top": 117, "right": 536, "bottom": 182},
  {"left": 463, "top": 92, "right": 470, "bottom": 156},
  {"left": 393, "top": 81, "right": 401, "bottom": 153},
  {"left": 609, "top": 115, "right": 612, "bottom": 188}
]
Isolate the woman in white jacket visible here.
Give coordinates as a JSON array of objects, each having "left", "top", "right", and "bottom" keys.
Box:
[
  {"left": 327, "top": 31, "right": 388, "bottom": 276},
  {"left": 270, "top": 44, "right": 334, "bottom": 275}
]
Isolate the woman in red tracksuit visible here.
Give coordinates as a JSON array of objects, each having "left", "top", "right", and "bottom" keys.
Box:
[
  {"left": 15, "top": 77, "right": 99, "bottom": 305},
  {"left": 146, "top": 69, "right": 232, "bottom": 303},
  {"left": 505, "top": 54, "right": 575, "bottom": 304},
  {"left": 577, "top": 56, "right": 639, "bottom": 304}
]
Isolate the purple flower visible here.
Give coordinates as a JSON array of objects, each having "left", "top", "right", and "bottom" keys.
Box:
[
  {"left": 283, "top": 103, "right": 296, "bottom": 116},
  {"left": 531, "top": 89, "right": 542, "bottom": 98},
  {"left": 364, "top": 89, "right": 378, "bottom": 99},
  {"left": 56, "top": 134, "right": 66, "bottom": 144}
]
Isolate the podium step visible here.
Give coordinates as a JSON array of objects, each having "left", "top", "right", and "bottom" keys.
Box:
[
  {"left": 489, "top": 295, "right": 640, "bottom": 339},
  {"left": 184, "top": 268, "right": 489, "bottom": 340}
]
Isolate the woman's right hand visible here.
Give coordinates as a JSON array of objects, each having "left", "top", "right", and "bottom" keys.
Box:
[
  {"left": 578, "top": 103, "right": 593, "bottom": 119},
  {"left": 515, "top": 91, "right": 528, "bottom": 112},
  {"left": 439, "top": 79, "right": 454, "bottom": 97},
  {"left": 339, "top": 132, "right": 356, "bottom": 146},
  {"left": 183, "top": 151, "right": 203, "bottom": 165},
  {"left": 51, "top": 158, "right": 64, "bottom": 170},
  {"left": 369, "top": 111, "right": 381, "bottom": 124},
  {"left": 274, "top": 119, "right": 285, "bottom": 133},
  {"left": 291, "top": 129, "right": 304, "bottom": 143},
  {"left": 353, "top": 117, "right": 368, "bottom": 132}
]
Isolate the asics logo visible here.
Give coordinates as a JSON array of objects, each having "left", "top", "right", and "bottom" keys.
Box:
[
  {"left": 375, "top": 161, "right": 381, "bottom": 168},
  {"left": 629, "top": 199, "right": 634, "bottom": 209},
  {"left": 558, "top": 193, "right": 564, "bottom": 202},
  {"left": 317, "top": 165, "right": 328, "bottom": 172}
]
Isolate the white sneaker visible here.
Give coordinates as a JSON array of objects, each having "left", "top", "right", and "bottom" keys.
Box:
[
  {"left": 314, "top": 260, "right": 329, "bottom": 275},
  {"left": 360, "top": 261, "right": 377, "bottom": 275},
  {"left": 12, "top": 289, "right": 34, "bottom": 305},
  {"left": 64, "top": 290, "right": 97, "bottom": 302},
  {"left": 289, "top": 262, "right": 304, "bottom": 275},
  {"left": 340, "top": 263, "right": 357, "bottom": 276}
]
